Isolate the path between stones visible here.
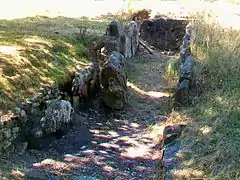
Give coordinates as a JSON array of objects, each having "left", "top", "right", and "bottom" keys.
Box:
[{"left": 0, "top": 48, "right": 175, "bottom": 180}]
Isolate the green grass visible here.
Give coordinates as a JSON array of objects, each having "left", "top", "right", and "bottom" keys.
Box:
[
  {"left": 0, "top": 16, "right": 106, "bottom": 114},
  {"left": 165, "top": 13, "right": 240, "bottom": 179}
]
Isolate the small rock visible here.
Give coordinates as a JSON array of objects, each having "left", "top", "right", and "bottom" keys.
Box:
[{"left": 163, "top": 124, "right": 186, "bottom": 145}]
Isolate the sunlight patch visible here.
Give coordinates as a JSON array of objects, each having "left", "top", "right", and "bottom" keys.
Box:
[
  {"left": 24, "top": 36, "right": 52, "bottom": 46},
  {"left": 121, "top": 145, "right": 151, "bottom": 159},
  {"left": 11, "top": 169, "right": 25, "bottom": 179},
  {"left": 127, "top": 81, "right": 170, "bottom": 98},
  {"left": 172, "top": 168, "right": 203, "bottom": 179},
  {"left": 147, "top": 91, "right": 170, "bottom": 98},
  {"left": 0, "top": 45, "right": 21, "bottom": 56},
  {"left": 200, "top": 126, "right": 212, "bottom": 135},
  {"left": 33, "top": 158, "right": 81, "bottom": 172}
]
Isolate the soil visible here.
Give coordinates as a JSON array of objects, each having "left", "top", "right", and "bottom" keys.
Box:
[{"left": 0, "top": 47, "right": 177, "bottom": 180}]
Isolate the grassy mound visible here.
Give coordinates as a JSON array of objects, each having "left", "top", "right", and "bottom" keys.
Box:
[{"left": 0, "top": 16, "right": 105, "bottom": 115}]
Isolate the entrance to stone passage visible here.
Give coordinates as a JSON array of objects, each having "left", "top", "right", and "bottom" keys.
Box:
[{"left": 0, "top": 43, "right": 177, "bottom": 179}]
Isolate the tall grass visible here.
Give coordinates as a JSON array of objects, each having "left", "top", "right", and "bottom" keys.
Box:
[
  {"left": 177, "top": 13, "right": 240, "bottom": 179},
  {"left": 192, "top": 14, "right": 240, "bottom": 90}
]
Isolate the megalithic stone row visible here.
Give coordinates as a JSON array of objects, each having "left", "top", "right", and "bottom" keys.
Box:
[{"left": 103, "top": 20, "right": 140, "bottom": 58}]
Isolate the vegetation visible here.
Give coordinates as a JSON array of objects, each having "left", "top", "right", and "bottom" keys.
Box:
[
  {"left": 0, "top": 2, "right": 239, "bottom": 179},
  {"left": 164, "top": 13, "right": 240, "bottom": 179}
]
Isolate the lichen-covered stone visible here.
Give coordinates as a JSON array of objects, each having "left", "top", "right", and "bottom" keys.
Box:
[
  {"left": 40, "top": 100, "right": 73, "bottom": 136},
  {"left": 103, "top": 20, "right": 139, "bottom": 58},
  {"left": 125, "top": 21, "right": 139, "bottom": 58},
  {"left": 101, "top": 51, "right": 127, "bottom": 110},
  {"left": 104, "top": 20, "right": 126, "bottom": 55},
  {"left": 0, "top": 140, "right": 12, "bottom": 150},
  {"left": 180, "top": 24, "right": 192, "bottom": 62},
  {"left": 179, "top": 55, "right": 197, "bottom": 88},
  {"left": 72, "top": 63, "right": 100, "bottom": 109},
  {"left": 12, "top": 127, "right": 20, "bottom": 133}
]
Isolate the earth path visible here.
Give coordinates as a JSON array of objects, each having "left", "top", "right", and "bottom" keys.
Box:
[{"left": 0, "top": 46, "right": 176, "bottom": 180}]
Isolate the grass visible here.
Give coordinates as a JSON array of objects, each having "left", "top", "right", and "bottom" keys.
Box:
[
  {"left": 163, "top": 12, "right": 240, "bottom": 179},
  {"left": 0, "top": 16, "right": 106, "bottom": 115},
  {"left": 0, "top": 5, "right": 239, "bottom": 179}
]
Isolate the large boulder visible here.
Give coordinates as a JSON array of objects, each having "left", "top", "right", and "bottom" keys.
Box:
[
  {"left": 100, "top": 51, "right": 127, "bottom": 110},
  {"left": 27, "top": 100, "right": 73, "bottom": 149},
  {"left": 104, "top": 20, "right": 126, "bottom": 55}
]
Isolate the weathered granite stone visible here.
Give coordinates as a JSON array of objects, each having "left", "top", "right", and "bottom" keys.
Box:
[
  {"left": 72, "top": 63, "right": 100, "bottom": 109},
  {"left": 104, "top": 20, "right": 139, "bottom": 58},
  {"left": 180, "top": 24, "right": 193, "bottom": 62},
  {"left": 40, "top": 100, "right": 73, "bottom": 135},
  {"left": 101, "top": 51, "right": 127, "bottom": 110}
]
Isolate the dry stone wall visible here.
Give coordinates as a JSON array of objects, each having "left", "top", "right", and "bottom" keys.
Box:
[{"left": 0, "top": 114, "right": 20, "bottom": 154}]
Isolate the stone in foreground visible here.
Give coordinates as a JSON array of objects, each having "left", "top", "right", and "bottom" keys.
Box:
[{"left": 100, "top": 51, "right": 127, "bottom": 110}]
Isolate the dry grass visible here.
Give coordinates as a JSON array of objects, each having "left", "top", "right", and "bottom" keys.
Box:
[
  {"left": 0, "top": 16, "right": 106, "bottom": 115},
  {"left": 162, "top": 12, "right": 240, "bottom": 179}
]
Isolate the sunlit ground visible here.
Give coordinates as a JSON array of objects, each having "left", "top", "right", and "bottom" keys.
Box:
[{"left": 0, "top": 0, "right": 240, "bottom": 29}]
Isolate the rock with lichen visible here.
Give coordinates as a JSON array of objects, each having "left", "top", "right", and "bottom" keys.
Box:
[
  {"left": 27, "top": 100, "right": 73, "bottom": 149},
  {"left": 100, "top": 51, "right": 127, "bottom": 110},
  {"left": 72, "top": 63, "right": 100, "bottom": 110}
]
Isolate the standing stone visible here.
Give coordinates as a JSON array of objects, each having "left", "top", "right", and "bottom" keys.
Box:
[
  {"left": 72, "top": 63, "right": 100, "bottom": 109},
  {"left": 100, "top": 51, "right": 127, "bottom": 110},
  {"left": 124, "top": 21, "right": 139, "bottom": 58},
  {"left": 104, "top": 19, "right": 139, "bottom": 58},
  {"left": 40, "top": 100, "right": 73, "bottom": 135},
  {"left": 180, "top": 24, "right": 193, "bottom": 62},
  {"left": 104, "top": 20, "right": 126, "bottom": 56}
]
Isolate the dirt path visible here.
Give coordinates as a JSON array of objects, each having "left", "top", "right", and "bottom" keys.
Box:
[{"left": 0, "top": 48, "right": 176, "bottom": 180}]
